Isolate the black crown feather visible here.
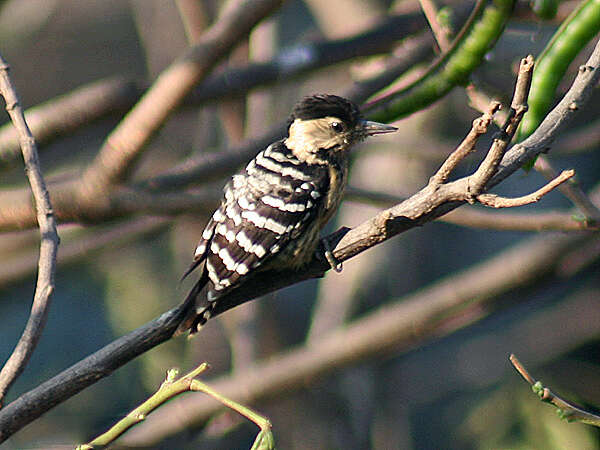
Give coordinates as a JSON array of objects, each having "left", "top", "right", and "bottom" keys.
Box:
[{"left": 289, "top": 94, "right": 362, "bottom": 128}]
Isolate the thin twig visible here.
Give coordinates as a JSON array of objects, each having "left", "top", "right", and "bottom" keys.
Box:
[
  {"left": 430, "top": 101, "right": 500, "bottom": 185},
  {"left": 510, "top": 354, "right": 600, "bottom": 427},
  {"left": 419, "top": 0, "right": 452, "bottom": 50},
  {"left": 477, "top": 169, "right": 575, "bottom": 208},
  {"left": 0, "top": 55, "right": 60, "bottom": 405},
  {"left": 534, "top": 156, "right": 600, "bottom": 222},
  {"left": 468, "top": 55, "right": 534, "bottom": 196}
]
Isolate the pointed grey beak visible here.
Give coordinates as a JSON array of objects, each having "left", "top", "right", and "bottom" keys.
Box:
[{"left": 361, "top": 120, "right": 398, "bottom": 136}]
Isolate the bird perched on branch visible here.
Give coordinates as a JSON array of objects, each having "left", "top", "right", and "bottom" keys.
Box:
[{"left": 178, "top": 94, "right": 397, "bottom": 334}]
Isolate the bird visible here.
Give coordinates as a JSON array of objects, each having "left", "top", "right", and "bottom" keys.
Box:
[{"left": 178, "top": 94, "right": 397, "bottom": 334}]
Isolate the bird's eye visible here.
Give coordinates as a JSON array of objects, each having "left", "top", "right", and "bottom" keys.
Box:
[{"left": 330, "top": 121, "right": 344, "bottom": 133}]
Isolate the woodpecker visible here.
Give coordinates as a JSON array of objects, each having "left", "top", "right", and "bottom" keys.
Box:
[{"left": 179, "top": 94, "right": 397, "bottom": 333}]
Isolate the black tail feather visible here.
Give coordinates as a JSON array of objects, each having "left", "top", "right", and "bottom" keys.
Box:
[
  {"left": 180, "top": 256, "right": 205, "bottom": 282},
  {"left": 175, "top": 268, "right": 209, "bottom": 336}
]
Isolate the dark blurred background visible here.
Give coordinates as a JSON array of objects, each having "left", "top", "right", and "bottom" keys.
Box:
[{"left": 1, "top": 0, "right": 599, "bottom": 448}]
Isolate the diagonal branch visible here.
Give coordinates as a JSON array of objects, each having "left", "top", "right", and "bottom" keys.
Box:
[
  {"left": 122, "top": 232, "right": 592, "bottom": 444},
  {"left": 0, "top": 10, "right": 433, "bottom": 165},
  {"left": 0, "top": 55, "right": 60, "bottom": 406},
  {"left": 0, "top": 26, "right": 433, "bottom": 232},
  {"left": 1, "top": 39, "right": 599, "bottom": 442},
  {"left": 80, "top": 0, "right": 284, "bottom": 190}
]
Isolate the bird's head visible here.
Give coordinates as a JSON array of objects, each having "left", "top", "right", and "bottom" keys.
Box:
[{"left": 284, "top": 94, "right": 397, "bottom": 164}]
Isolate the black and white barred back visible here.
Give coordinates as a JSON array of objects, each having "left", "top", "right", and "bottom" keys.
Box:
[
  {"left": 201, "top": 140, "right": 333, "bottom": 288},
  {"left": 182, "top": 140, "right": 341, "bottom": 326},
  {"left": 179, "top": 94, "right": 396, "bottom": 333}
]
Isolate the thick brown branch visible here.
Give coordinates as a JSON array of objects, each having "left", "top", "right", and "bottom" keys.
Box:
[
  {"left": 0, "top": 55, "right": 60, "bottom": 405},
  {"left": 121, "top": 232, "right": 590, "bottom": 444},
  {"left": 347, "top": 185, "right": 599, "bottom": 232},
  {"left": 80, "top": 0, "right": 283, "bottom": 189}
]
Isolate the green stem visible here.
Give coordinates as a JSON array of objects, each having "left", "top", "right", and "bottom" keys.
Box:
[
  {"left": 518, "top": 0, "right": 600, "bottom": 142},
  {"left": 367, "top": 0, "right": 515, "bottom": 123},
  {"left": 76, "top": 363, "right": 208, "bottom": 449},
  {"left": 190, "top": 379, "right": 272, "bottom": 431}
]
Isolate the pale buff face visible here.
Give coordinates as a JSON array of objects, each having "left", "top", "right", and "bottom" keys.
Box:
[{"left": 284, "top": 117, "right": 365, "bottom": 164}]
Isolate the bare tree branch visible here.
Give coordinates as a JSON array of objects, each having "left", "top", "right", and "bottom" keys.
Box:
[
  {"left": 477, "top": 169, "right": 575, "bottom": 208},
  {"left": 80, "top": 0, "right": 284, "bottom": 189},
  {"left": 1, "top": 37, "right": 598, "bottom": 445},
  {"left": 0, "top": 11, "right": 432, "bottom": 165},
  {"left": 0, "top": 77, "right": 141, "bottom": 165},
  {"left": 0, "top": 55, "right": 60, "bottom": 406},
  {"left": 429, "top": 101, "right": 500, "bottom": 185},
  {"left": 468, "top": 56, "right": 534, "bottom": 196},
  {"left": 122, "top": 232, "right": 591, "bottom": 444},
  {"left": 347, "top": 185, "right": 599, "bottom": 232},
  {"left": 534, "top": 156, "right": 600, "bottom": 222}
]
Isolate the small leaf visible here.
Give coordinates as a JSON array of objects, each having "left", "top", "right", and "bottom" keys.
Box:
[{"left": 251, "top": 429, "right": 275, "bottom": 450}]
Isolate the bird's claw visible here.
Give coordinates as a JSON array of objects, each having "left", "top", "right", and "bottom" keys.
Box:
[{"left": 320, "top": 237, "right": 343, "bottom": 272}]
